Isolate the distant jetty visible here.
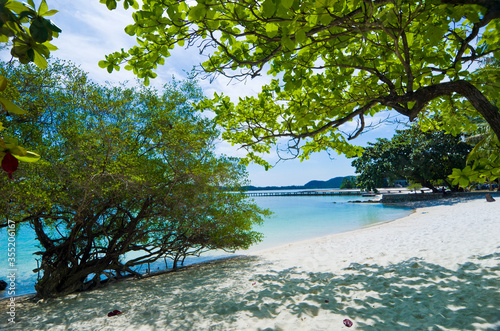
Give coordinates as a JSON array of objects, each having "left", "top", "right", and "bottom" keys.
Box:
[
  {"left": 244, "top": 188, "right": 421, "bottom": 198},
  {"left": 244, "top": 190, "right": 363, "bottom": 197}
]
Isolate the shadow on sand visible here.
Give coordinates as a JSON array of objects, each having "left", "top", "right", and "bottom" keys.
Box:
[{"left": 2, "top": 253, "right": 499, "bottom": 330}]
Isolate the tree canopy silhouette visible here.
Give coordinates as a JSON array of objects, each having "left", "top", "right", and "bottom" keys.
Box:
[{"left": 101, "top": 0, "right": 499, "bottom": 168}]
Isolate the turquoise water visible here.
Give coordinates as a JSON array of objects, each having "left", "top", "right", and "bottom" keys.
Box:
[
  {"left": 0, "top": 195, "right": 412, "bottom": 298},
  {"left": 244, "top": 195, "right": 412, "bottom": 252}
]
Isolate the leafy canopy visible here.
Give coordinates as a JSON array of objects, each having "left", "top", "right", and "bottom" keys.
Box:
[
  {"left": 0, "top": 60, "right": 269, "bottom": 298},
  {"left": 101, "top": 0, "right": 500, "bottom": 167},
  {"left": 448, "top": 122, "right": 500, "bottom": 188},
  {"left": 448, "top": 58, "right": 500, "bottom": 189},
  {"left": 351, "top": 126, "right": 472, "bottom": 192}
]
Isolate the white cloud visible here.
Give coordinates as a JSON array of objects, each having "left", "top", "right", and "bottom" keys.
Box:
[{"left": 47, "top": 1, "right": 136, "bottom": 84}]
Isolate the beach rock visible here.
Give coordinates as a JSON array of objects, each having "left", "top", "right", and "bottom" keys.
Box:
[
  {"left": 0, "top": 280, "right": 7, "bottom": 291},
  {"left": 485, "top": 193, "right": 495, "bottom": 202}
]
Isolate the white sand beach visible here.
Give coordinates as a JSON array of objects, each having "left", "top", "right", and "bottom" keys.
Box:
[{"left": 2, "top": 197, "right": 499, "bottom": 330}]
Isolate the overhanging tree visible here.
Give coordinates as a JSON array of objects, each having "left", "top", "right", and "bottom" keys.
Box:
[
  {"left": 0, "top": 0, "right": 60, "bottom": 67},
  {"left": 351, "top": 126, "right": 472, "bottom": 192},
  {"left": 0, "top": 60, "right": 269, "bottom": 299},
  {"left": 448, "top": 58, "right": 500, "bottom": 189},
  {"left": 101, "top": 0, "right": 499, "bottom": 167},
  {"left": 0, "top": 0, "right": 60, "bottom": 176}
]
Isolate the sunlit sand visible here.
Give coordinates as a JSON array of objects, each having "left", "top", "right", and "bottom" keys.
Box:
[{"left": 1, "top": 197, "right": 499, "bottom": 330}]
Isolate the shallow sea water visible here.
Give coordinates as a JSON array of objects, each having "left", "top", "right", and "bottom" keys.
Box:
[
  {"left": 246, "top": 195, "right": 412, "bottom": 252},
  {"left": 0, "top": 194, "right": 412, "bottom": 298}
]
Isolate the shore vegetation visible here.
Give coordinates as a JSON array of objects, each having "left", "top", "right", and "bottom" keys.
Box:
[
  {"left": 0, "top": 60, "right": 270, "bottom": 299},
  {"left": 351, "top": 126, "right": 472, "bottom": 192}
]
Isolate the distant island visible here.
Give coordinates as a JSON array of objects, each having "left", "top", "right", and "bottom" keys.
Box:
[{"left": 245, "top": 176, "right": 356, "bottom": 191}]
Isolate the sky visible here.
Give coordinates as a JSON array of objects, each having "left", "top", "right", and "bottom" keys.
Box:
[{"left": 2, "top": 0, "right": 404, "bottom": 187}]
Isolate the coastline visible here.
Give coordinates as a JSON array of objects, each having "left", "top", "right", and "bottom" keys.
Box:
[{"left": 1, "top": 196, "right": 499, "bottom": 330}]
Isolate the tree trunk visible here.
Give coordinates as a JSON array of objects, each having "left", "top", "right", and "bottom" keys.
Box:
[
  {"left": 405, "top": 80, "right": 500, "bottom": 139},
  {"left": 35, "top": 256, "right": 89, "bottom": 298},
  {"left": 32, "top": 218, "right": 127, "bottom": 298},
  {"left": 34, "top": 246, "right": 132, "bottom": 299},
  {"left": 418, "top": 178, "right": 438, "bottom": 193},
  {"left": 452, "top": 81, "right": 500, "bottom": 140}
]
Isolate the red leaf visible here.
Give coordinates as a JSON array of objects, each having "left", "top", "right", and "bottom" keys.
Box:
[
  {"left": 343, "top": 318, "right": 353, "bottom": 327},
  {"left": 2, "top": 152, "right": 18, "bottom": 180}
]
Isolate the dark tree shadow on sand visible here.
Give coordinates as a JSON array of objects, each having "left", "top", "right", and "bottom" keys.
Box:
[
  {"left": 245, "top": 255, "right": 500, "bottom": 330},
  {"left": 2, "top": 253, "right": 499, "bottom": 330}
]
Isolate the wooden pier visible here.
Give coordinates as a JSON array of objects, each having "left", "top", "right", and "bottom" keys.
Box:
[{"left": 244, "top": 190, "right": 363, "bottom": 197}]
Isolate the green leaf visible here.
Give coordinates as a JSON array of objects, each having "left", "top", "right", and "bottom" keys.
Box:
[
  {"left": 265, "top": 23, "right": 279, "bottom": 38},
  {"left": 282, "top": 36, "right": 295, "bottom": 50},
  {"left": 14, "top": 151, "right": 40, "bottom": 163},
  {"left": 33, "top": 49, "right": 48, "bottom": 69},
  {"left": 0, "top": 75, "right": 8, "bottom": 92},
  {"left": 30, "top": 18, "right": 50, "bottom": 43},
  {"left": 27, "top": 0, "right": 35, "bottom": 10},
  {"left": 458, "top": 177, "right": 469, "bottom": 187},
  {"left": 0, "top": 97, "right": 28, "bottom": 115},
  {"left": 189, "top": 5, "right": 207, "bottom": 20},
  {"left": 0, "top": 33, "right": 9, "bottom": 43},
  {"left": 98, "top": 60, "right": 109, "bottom": 69},
  {"left": 5, "top": 1, "right": 30, "bottom": 14},
  {"left": 38, "top": 0, "right": 49, "bottom": 15},
  {"left": 179, "top": 2, "right": 188, "bottom": 12},
  {"left": 124, "top": 24, "right": 137, "bottom": 36},
  {"left": 42, "top": 9, "right": 58, "bottom": 17},
  {"left": 281, "top": 0, "right": 294, "bottom": 9},
  {"left": 295, "top": 29, "right": 306, "bottom": 43},
  {"left": 262, "top": 0, "right": 276, "bottom": 17},
  {"left": 105, "top": 0, "right": 117, "bottom": 10},
  {"left": 406, "top": 32, "right": 414, "bottom": 47},
  {"left": 320, "top": 14, "right": 332, "bottom": 25},
  {"left": 42, "top": 41, "right": 58, "bottom": 51},
  {"left": 45, "top": 19, "right": 62, "bottom": 33}
]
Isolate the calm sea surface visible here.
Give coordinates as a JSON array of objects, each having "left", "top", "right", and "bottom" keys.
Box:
[{"left": 0, "top": 194, "right": 412, "bottom": 298}]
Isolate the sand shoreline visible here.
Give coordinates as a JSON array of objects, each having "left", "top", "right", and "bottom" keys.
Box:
[{"left": 2, "top": 197, "right": 499, "bottom": 330}]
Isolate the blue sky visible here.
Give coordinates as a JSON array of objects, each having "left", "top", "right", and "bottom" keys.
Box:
[{"left": 2, "top": 0, "right": 404, "bottom": 186}]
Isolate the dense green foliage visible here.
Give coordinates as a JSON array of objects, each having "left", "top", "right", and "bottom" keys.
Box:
[
  {"left": 0, "top": 60, "right": 269, "bottom": 298},
  {"left": 340, "top": 176, "right": 357, "bottom": 189},
  {"left": 101, "top": 0, "right": 500, "bottom": 168},
  {"left": 448, "top": 59, "right": 500, "bottom": 189},
  {"left": 351, "top": 126, "right": 472, "bottom": 192},
  {"left": 449, "top": 127, "right": 500, "bottom": 189},
  {"left": 0, "top": 0, "right": 60, "bottom": 175}
]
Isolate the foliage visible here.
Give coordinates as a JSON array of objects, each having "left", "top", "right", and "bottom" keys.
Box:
[
  {"left": 448, "top": 58, "right": 500, "bottom": 189},
  {"left": 0, "top": 0, "right": 60, "bottom": 67},
  {"left": 0, "top": 0, "right": 60, "bottom": 177},
  {"left": 407, "top": 181, "right": 423, "bottom": 192},
  {"left": 351, "top": 126, "right": 472, "bottom": 192},
  {"left": 448, "top": 134, "right": 500, "bottom": 188},
  {"left": 0, "top": 74, "right": 40, "bottom": 173},
  {"left": 340, "top": 176, "right": 357, "bottom": 189},
  {"left": 0, "top": 60, "right": 270, "bottom": 298},
  {"left": 101, "top": 0, "right": 500, "bottom": 168}
]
